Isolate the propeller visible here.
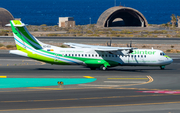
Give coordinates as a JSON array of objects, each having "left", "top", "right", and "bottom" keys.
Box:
[
  {"left": 127, "top": 39, "right": 132, "bottom": 47},
  {"left": 127, "top": 39, "right": 133, "bottom": 53},
  {"left": 107, "top": 38, "right": 112, "bottom": 47}
]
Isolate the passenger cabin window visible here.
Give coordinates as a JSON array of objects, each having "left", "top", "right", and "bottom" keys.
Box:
[
  {"left": 85, "top": 54, "right": 87, "bottom": 57},
  {"left": 95, "top": 54, "right": 97, "bottom": 57},
  {"left": 92, "top": 54, "right": 94, "bottom": 57},
  {"left": 89, "top": 54, "right": 91, "bottom": 57},
  {"left": 144, "top": 55, "right": 146, "bottom": 58}
]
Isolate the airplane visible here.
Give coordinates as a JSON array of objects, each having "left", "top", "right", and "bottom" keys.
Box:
[{"left": 8, "top": 20, "right": 173, "bottom": 70}]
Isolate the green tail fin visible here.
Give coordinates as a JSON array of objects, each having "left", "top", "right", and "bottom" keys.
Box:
[{"left": 10, "top": 20, "right": 42, "bottom": 50}]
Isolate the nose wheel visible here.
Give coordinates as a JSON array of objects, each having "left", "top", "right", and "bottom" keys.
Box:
[{"left": 160, "top": 66, "right": 165, "bottom": 70}]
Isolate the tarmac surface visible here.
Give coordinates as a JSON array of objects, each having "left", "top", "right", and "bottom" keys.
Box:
[{"left": 0, "top": 51, "right": 180, "bottom": 112}]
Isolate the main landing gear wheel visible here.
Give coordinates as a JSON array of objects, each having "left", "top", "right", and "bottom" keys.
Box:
[
  {"left": 160, "top": 66, "right": 165, "bottom": 70},
  {"left": 100, "top": 65, "right": 107, "bottom": 71}
]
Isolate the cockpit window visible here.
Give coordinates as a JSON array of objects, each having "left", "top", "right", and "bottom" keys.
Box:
[{"left": 160, "top": 52, "right": 166, "bottom": 56}]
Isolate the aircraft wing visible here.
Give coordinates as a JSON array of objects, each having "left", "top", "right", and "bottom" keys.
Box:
[{"left": 64, "top": 43, "right": 134, "bottom": 52}]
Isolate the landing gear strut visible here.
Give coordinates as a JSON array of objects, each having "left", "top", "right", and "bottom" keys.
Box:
[
  {"left": 100, "top": 65, "right": 107, "bottom": 71},
  {"left": 160, "top": 66, "right": 165, "bottom": 70}
]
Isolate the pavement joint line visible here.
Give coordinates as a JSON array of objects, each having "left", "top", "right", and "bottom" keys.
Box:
[
  {"left": 0, "top": 87, "right": 180, "bottom": 93},
  {"left": 2, "top": 101, "right": 180, "bottom": 111},
  {"left": 1, "top": 93, "right": 178, "bottom": 103}
]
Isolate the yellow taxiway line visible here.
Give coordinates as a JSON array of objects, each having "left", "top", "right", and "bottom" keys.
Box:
[
  {"left": 0, "top": 76, "right": 7, "bottom": 78},
  {"left": 83, "top": 76, "right": 95, "bottom": 78}
]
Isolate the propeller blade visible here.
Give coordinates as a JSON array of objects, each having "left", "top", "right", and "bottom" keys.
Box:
[{"left": 110, "top": 38, "right": 112, "bottom": 46}]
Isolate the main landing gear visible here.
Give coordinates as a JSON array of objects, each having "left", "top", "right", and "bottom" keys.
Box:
[
  {"left": 160, "top": 66, "right": 165, "bottom": 70},
  {"left": 90, "top": 65, "right": 107, "bottom": 71},
  {"left": 100, "top": 65, "right": 107, "bottom": 71}
]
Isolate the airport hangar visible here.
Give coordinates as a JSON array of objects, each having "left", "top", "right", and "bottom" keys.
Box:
[
  {"left": 0, "top": 8, "right": 14, "bottom": 27},
  {"left": 97, "top": 6, "right": 148, "bottom": 28},
  {"left": 0, "top": 6, "right": 148, "bottom": 28}
]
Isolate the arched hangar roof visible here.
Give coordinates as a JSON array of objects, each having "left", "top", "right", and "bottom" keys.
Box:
[
  {"left": 97, "top": 6, "right": 148, "bottom": 27},
  {"left": 0, "top": 8, "right": 14, "bottom": 27}
]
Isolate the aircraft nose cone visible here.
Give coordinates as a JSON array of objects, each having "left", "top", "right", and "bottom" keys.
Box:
[
  {"left": 170, "top": 58, "right": 173, "bottom": 63},
  {"left": 167, "top": 58, "right": 173, "bottom": 64}
]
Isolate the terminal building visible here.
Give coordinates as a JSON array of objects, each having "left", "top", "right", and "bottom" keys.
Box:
[
  {"left": 0, "top": 8, "right": 14, "bottom": 27},
  {"left": 97, "top": 6, "right": 148, "bottom": 28},
  {"left": 59, "top": 17, "right": 75, "bottom": 28}
]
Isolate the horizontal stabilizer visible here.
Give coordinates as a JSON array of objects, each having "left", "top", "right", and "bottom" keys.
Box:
[{"left": 9, "top": 50, "right": 28, "bottom": 57}]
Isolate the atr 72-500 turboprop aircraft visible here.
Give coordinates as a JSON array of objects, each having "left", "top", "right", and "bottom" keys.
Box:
[{"left": 8, "top": 20, "right": 173, "bottom": 70}]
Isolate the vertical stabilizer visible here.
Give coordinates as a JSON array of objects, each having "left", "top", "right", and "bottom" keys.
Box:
[{"left": 10, "top": 20, "right": 43, "bottom": 50}]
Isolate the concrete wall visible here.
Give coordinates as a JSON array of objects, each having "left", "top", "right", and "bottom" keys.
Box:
[
  {"left": 65, "top": 21, "right": 75, "bottom": 28},
  {"left": 59, "top": 17, "right": 74, "bottom": 27}
]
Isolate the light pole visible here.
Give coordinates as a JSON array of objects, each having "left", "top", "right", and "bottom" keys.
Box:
[{"left": 89, "top": 17, "right": 91, "bottom": 25}]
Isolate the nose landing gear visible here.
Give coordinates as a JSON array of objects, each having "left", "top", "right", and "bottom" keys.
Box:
[{"left": 160, "top": 66, "right": 165, "bottom": 70}]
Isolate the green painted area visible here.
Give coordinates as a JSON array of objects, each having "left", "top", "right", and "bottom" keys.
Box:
[
  {"left": 10, "top": 21, "right": 32, "bottom": 49},
  {"left": 12, "top": 20, "right": 22, "bottom": 25},
  {"left": 164, "top": 55, "right": 171, "bottom": 58},
  {"left": 0, "top": 78, "right": 96, "bottom": 88},
  {"left": 17, "top": 27, "right": 39, "bottom": 45}
]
